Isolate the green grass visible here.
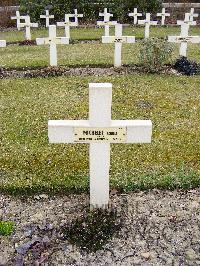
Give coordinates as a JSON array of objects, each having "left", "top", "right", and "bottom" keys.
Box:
[
  {"left": 0, "top": 42, "right": 200, "bottom": 69},
  {"left": 0, "top": 75, "right": 200, "bottom": 195},
  {"left": 0, "top": 221, "right": 15, "bottom": 236},
  {"left": 0, "top": 26, "right": 200, "bottom": 42}
]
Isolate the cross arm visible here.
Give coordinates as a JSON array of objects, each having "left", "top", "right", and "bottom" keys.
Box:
[
  {"left": 36, "top": 37, "right": 69, "bottom": 45},
  {"left": 102, "top": 36, "right": 135, "bottom": 43},
  {"left": 97, "top": 21, "right": 117, "bottom": 26},
  {"left": 48, "top": 120, "right": 152, "bottom": 144},
  {"left": 168, "top": 35, "right": 200, "bottom": 43}
]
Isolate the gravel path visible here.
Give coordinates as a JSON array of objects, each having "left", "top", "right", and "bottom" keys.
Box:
[{"left": 0, "top": 189, "right": 199, "bottom": 265}]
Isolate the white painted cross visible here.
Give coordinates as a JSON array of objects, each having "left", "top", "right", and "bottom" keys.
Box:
[
  {"left": 48, "top": 83, "right": 152, "bottom": 209},
  {"left": 0, "top": 40, "right": 6, "bottom": 47},
  {"left": 188, "top": 8, "right": 199, "bottom": 22},
  {"left": 40, "top": 10, "right": 54, "bottom": 27},
  {"left": 11, "top": 11, "right": 26, "bottom": 31},
  {"left": 97, "top": 8, "right": 117, "bottom": 36},
  {"left": 57, "top": 14, "right": 78, "bottom": 39},
  {"left": 177, "top": 13, "right": 196, "bottom": 26},
  {"left": 18, "top": 15, "right": 38, "bottom": 40},
  {"left": 168, "top": 23, "right": 200, "bottom": 57},
  {"left": 36, "top": 25, "right": 69, "bottom": 66},
  {"left": 157, "top": 8, "right": 170, "bottom": 26},
  {"left": 128, "top": 8, "right": 142, "bottom": 25},
  {"left": 102, "top": 24, "right": 135, "bottom": 67},
  {"left": 138, "top": 13, "right": 158, "bottom": 38},
  {"left": 71, "top": 9, "right": 83, "bottom": 24}
]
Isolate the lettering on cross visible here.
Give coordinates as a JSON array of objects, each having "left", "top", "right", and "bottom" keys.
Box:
[
  {"left": 157, "top": 8, "right": 170, "bottom": 25},
  {"left": 128, "top": 8, "right": 142, "bottom": 25},
  {"left": 102, "top": 24, "right": 135, "bottom": 67},
  {"left": 18, "top": 15, "right": 38, "bottom": 40},
  {"left": 11, "top": 11, "right": 26, "bottom": 31},
  {"left": 40, "top": 10, "right": 54, "bottom": 27},
  {"left": 48, "top": 83, "right": 152, "bottom": 209},
  {"left": 57, "top": 14, "right": 78, "bottom": 39},
  {"left": 138, "top": 13, "right": 158, "bottom": 38},
  {"left": 36, "top": 25, "right": 69, "bottom": 66},
  {"left": 168, "top": 23, "right": 200, "bottom": 57},
  {"left": 97, "top": 8, "right": 117, "bottom": 36}
]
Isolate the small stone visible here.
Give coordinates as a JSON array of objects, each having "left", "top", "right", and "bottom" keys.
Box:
[
  {"left": 141, "top": 252, "right": 151, "bottom": 259},
  {"left": 189, "top": 201, "right": 199, "bottom": 209},
  {"left": 185, "top": 248, "right": 198, "bottom": 260}
]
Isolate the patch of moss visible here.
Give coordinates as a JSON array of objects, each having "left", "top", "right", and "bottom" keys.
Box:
[
  {"left": 0, "top": 221, "right": 15, "bottom": 236},
  {"left": 62, "top": 208, "right": 122, "bottom": 252}
]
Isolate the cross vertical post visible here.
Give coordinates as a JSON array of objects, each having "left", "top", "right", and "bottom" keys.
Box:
[
  {"left": 138, "top": 13, "right": 157, "bottom": 38},
  {"left": 98, "top": 8, "right": 116, "bottom": 36},
  {"left": 188, "top": 8, "right": 198, "bottom": 22},
  {"left": 157, "top": 8, "right": 170, "bottom": 25},
  {"left": 40, "top": 10, "right": 54, "bottom": 27},
  {"left": 11, "top": 11, "right": 26, "bottom": 31},
  {"left": 19, "top": 15, "right": 38, "bottom": 40},
  {"left": 57, "top": 14, "right": 78, "bottom": 39},
  {"left": 89, "top": 83, "right": 112, "bottom": 208}
]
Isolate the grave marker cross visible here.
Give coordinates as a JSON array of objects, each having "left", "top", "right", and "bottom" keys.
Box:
[
  {"left": 138, "top": 13, "right": 158, "bottom": 38},
  {"left": 189, "top": 8, "right": 198, "bottom": 22},
  {"left": 157, "top": 8, "right": 170, "bottom": 25},
  {"left": 48, "top": 83, "right": 152, "bottom": 209},
  {"left": 102, "top": 24, "right": 135, "bottom": 67},
  {"left": 177, "top": 13, "right": 196, "bottom": 26},
  {"left": 11, "top": 11, "right": 26, "bottom": 31},
  {"left": 97, "top": 8, "right": 117, "bottom": 36},
  {"left": 40, "top": 10, "right": 54, "bottom": 27},
  {"left": 71, "top": 9, "right": 83, "bottom": 24},
  {"left": 18, "top": 15, "right": 38, "bottom": 40},
  {"left": 36, "top": 25, "right": 69, "bottom": 66},
  {"left": 57, "top": 14, "right": 78, "bottom": 39},
  {"left": 168, "top": 23, "right": 200, "bottom": 57},
  {"left": 128, "top": 8, "right": 142, "bottom": 25}
]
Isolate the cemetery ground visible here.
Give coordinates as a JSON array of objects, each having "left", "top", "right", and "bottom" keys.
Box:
[{"left": 0, "top": 26, "right": 200, "bottom": 265}]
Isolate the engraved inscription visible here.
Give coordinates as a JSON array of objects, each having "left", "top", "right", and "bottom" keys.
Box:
[{"left": 74, "top": 127, "right": 126, "bottom": 142}]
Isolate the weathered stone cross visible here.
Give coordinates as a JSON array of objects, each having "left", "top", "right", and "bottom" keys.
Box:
[
  {"left": 18, "top": 15, "right": 38, "bottom": 40},
  {"left": 40, "top": 10, "right": 54, "bottom": 27},
  {"left": 48, "top": 83, "right": 152, "bottom": 209},
  {"left": 11, "top": 11, "right": 26, "bottom": 31},
  {"left": 102, "top": 24, "right": 135, "bottom": 67},
  {"left": 0, "top": 40, "right": 6, "bottom": 47},
  {"left": 36, "top": 25, "right": 69, "bottom": 66},
  {"left": 128, "top": 8, "right": 142, "bottom": 25},
  {"left": 188, "top": 8, "right": 198, "bottom": 22},
  {"left": 157, "top": 8, "right": 170, "bottom": 25},
  {"left": 138, "top": 13, "right": 158, "bottom": 38},
  {"left": 168, "top": 23, "right": 200, "bottom": 57},
  {"left": 57, "top": 14, "right": 78, "bottom": 39},
  {"left": 97, "top": 8, "right": 117, "bottom": 36}
]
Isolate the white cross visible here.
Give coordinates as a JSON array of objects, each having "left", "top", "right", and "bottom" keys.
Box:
[
  {"left": 102, "top": 24, "right": 135, "bottom": 67},
  {"left": 177, "top": 13, "right": 196, "bottom": 26},
  {"left": 128, "top": 8, "right": 142, "bottom": 25},
  {"left": 0, "top": 40, "right": 6, "bottom": 47},
  {"left": 18, "top": 15, "right": 38, "bottom": 40},
  {"left": 168, "top": 23, "right": 200, "bottom": 57},
  {"left": 57, "top": 14, "right": 78, "bottom": 39},
  {"left": 188, "top": 8, "right": 198, "bottom": 22},
  {"left": 157, "top": 8, "right": 170, "bottom": 25},
  {"left": 70, "top": 9, "right": 83, "bottom": 24},
  {"left": 40, "top": 10, "right": 54, "bottom": 27},
  {"left": 11, "top": 11, "right": 26, "bottom": 31},
  {"left": 48, "top": 83, "right": 152, "bottom": 209},
  {"left": 97, "top": 8, "right": 117, "bottom": 36},
  {"left": 138, "top": 13, "right": 158, "bottom": 38},
  {"left": 36, "top": 25, "right": 69, "bottom": 66}
]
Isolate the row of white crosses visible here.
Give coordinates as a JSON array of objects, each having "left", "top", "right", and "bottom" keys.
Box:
[
  {"left": 49, "top": 82, "right": 152, "bottom": 209},
  {"left": 168, "top": 13, "right": 200, "bottom": 57}
]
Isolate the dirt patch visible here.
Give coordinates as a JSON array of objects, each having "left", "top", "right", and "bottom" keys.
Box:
[
  {"left": 0, "top": 189, "right": 199, "bottom": 265},
  {"left": 0, "top": 65, "right": 181, "bottom": 79}
]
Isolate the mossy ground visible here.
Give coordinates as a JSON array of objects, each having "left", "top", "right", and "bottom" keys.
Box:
[{"left": 0, "top": 221, "right": 15, "bottom": 236}]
